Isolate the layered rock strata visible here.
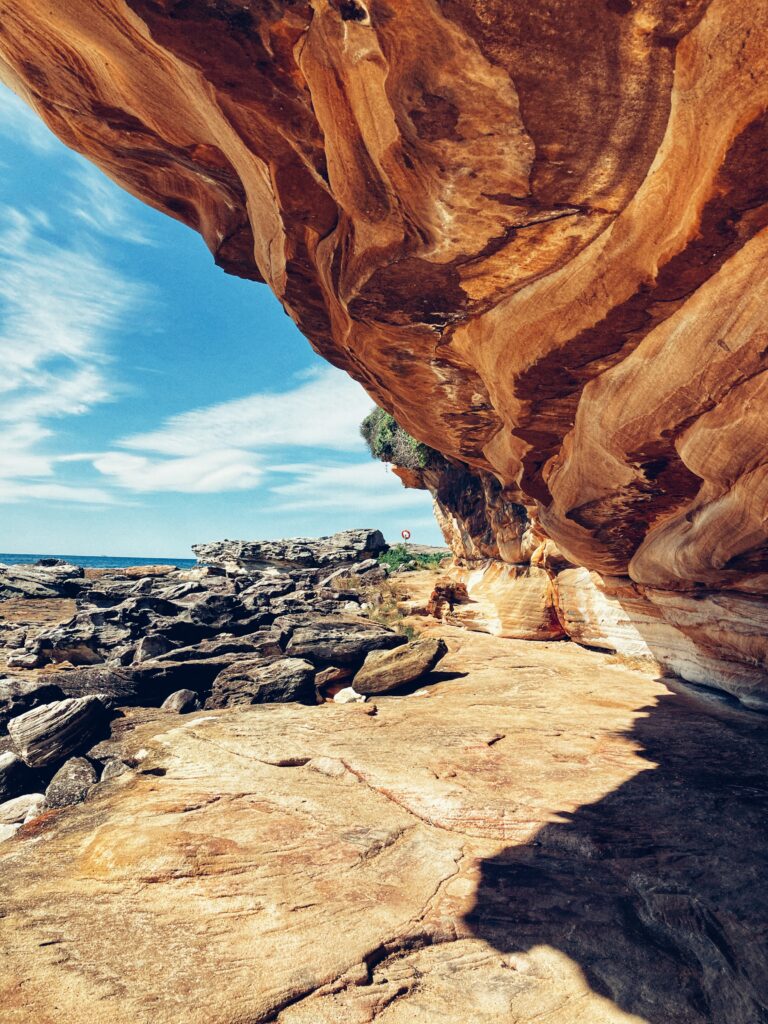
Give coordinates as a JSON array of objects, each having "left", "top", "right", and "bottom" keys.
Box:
[{"left": 2, "top": 3, "right": 768, "bottom": 697}]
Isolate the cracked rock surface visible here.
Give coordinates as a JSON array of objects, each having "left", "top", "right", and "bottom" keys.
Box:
[{"left": 0, "top": 625, "right": 765, "bottom": 1024}]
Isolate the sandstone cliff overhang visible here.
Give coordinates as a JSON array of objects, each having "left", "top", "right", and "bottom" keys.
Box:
[{"left": 2, "top": 0, "right": 768, "bottom": 700}]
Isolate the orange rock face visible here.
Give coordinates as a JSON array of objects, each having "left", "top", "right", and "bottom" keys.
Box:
[{"left": 2, "top": 1, "right": 768, "bottom": 698}]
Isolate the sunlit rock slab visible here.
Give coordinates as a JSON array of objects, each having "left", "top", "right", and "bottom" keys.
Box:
[{"left": 1, "top": 627, "right": 766, "bottom": 1023}]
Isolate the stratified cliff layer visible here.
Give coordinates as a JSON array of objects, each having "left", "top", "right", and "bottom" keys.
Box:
[{"left": 2, "top": 0, "right": 768, "bottom": 702}]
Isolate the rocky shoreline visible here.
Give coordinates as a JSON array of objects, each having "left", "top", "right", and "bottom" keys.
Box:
[{"left": 0, "top": 530, "right": 449, "bottom": 838}]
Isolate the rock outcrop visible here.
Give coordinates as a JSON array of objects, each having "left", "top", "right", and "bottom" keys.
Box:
[
  {"left": 193, "top": 529, "right": 387, "bottom": 574},
  {"left": 1, "top": 9, "right": 768, "bottom": 690},
  {"left": 1, "top": 625, "right": 766, "bottom": 1024}
]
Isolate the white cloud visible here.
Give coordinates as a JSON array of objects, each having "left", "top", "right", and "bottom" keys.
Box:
[
  {"left": 89, "top": 367, "right": 387, "bottom": 496},
  {"left": 120, "top": 366, "right": 374, "bottom": 456},
  {"left": 68, "top": 160, "right": 154, "bottom": 246},
  {"left": 0, "top": 481, "right": 117, "bottom": 505},
  {"left": 0, "top": 205, "right": 145, "bottom": 505},
  {"left": 92, "top": 450, "right": 263, "bottom": 493},
  {"left": 0, "top": 84, "right": 57, "bottom": 154},
  {"left": 270, "top": 460, "right": 431, "bottom": 512}
]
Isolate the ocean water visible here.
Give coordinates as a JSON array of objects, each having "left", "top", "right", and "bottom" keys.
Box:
[{"left": 0, "top": 552, "right": 197, "bottom": 570}]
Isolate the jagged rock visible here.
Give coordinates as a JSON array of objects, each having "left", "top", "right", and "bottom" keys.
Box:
[
  {"left": 352, "top": 638, "right": 448, "bottom": 696},
  {"left": 132, "top": 658, "right": 237, "bottom": 704},
  {"left": 101, "top": 759, "right": 130, "bottom": 782},
  {"left": 284, "top": 615, "right": 406, "bottom": 667},
  {"left": 154, "top": 630, "right": 285, "bottom": 664},
  {"left": 6, "top": 652, "right": 42, "bottom": 670},
  {"left": 193, "top": 529, "right": 387, "bottom": 574},
  {"left": 0, "top": 679, "right": 65, "bottom": 732},
  {"left": 0, "top": 561, "right": 84, "bottom": 600},
  {"left": 0, "top": 752, "right": 34, "bottom": 802},
  {"left": 161, "top": 690, "right": 200, "bottom": 714},
  {"left": 0, "top": 793, "right": 45, "bottom": 825},
  {"left": 45, "top": 757, "right": 98, "bottom": 808},
  {"left": 315, "top": 665, "right": 353, "bottom": 697},
  {"left": 46, "top": 666, "right": 145, "bottom": 709},
  {"left": 0, "top": 823, "right": 19, "bottom": 843},
  {"left": 7, "top": 696, "right": 109, "bottom": 768},
  {"left": 239, "top": 575, "right": 296, "bottom": 603},
  {"left": 207, "top": 658, "right": 316, "bottom": 709},
  {"left": 133, "top": 633, "right": 176, "bottom": 663}
]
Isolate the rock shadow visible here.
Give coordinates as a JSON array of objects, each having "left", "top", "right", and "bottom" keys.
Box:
[{"left": 464, "top": 690, "right": 768, "bottom": 1023}]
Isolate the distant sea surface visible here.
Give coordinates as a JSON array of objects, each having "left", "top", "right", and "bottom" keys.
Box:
[{"left": 0, "top": 553, "right": 197, "bottom": 570}]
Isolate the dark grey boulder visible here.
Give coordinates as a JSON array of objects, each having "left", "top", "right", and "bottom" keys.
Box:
[
  {"left": 134, "top": 633, "right": 177, "bottom": 663},
  {"left": 161, "top": 689, "right": 200, "bottom": 713},
  {"left": 283, "top": 615, "right": 405, "bottom": 667},
  {"left": 46, "top": 666, "right": 144, "bottom": 709},
  {"left": 132, "top": 657, "right": 235, "bottom": 703},
  {"left": 352, "top": 638, "right": 448, "bottom": 695},
  {"left": 7, "top": 696, "right": 110, "bottom": 768},
  {"left": 0, "top": 560, "right": 84, "bottom": 600},
  {"left": 45, "top": 756, "right": 98, "bottom": 808},
  {"left": 0, "top": 751, "right": 35, "bottom": 802},
  {"left": 207, "top": 658, "right": 316, "bottom": 709},
  {"left": 0, "top": 678, "right": 65, "bottom": 732},
  {"left": 154, "top": 630, "right": 284, "bottom": 663}
]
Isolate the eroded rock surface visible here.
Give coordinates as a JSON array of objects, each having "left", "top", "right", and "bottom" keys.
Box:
[
  {"left": 0, "top": 627, "right": 766, "bottom": 1024},
  {"left": 3, "top": 2, "right": 765, "bottom": 693}
]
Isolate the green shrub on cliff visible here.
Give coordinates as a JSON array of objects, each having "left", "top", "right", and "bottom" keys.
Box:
[
  {"left": 360, "top": 406, "right": 437, "bottom": 470},
  {"left": 379, "top": 543, "right": 446, "bottom": 572}
]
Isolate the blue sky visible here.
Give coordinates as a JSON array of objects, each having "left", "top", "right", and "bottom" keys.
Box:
[{"left": 0, "top": 84, "right": 441, "bottom": 557}]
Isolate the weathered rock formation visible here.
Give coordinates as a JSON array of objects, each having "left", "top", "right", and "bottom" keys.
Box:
[
  {"left": 2, "top": 4, "right": 768, "bottom": 700},
  {"left": 1, "top": 625, "right": 767, "bottom": 1023}
]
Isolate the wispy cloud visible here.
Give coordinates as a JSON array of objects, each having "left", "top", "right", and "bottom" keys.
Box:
[
  {"left": 89, "top": 367, "right": 377, "bottom": 496},
  {"left": 270, "top": 461, "right": 430, "bottom": 512},
  {"left": 91, "top": 450, "right": 263, "bottom": 493},
  {"left": 120, "top": 367, "right": 374, "bottom": 456},
  {"left": 68, "top": 161, "right": 154, "bottom": 246},
  {"left": 0, "top": 84, "right": 57, "bottom": 154},
  {"left": 0, "top": 205, "right": 145, "bottom": 505}
]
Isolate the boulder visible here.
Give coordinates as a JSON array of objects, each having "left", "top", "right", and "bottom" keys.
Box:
[
  {"left": 132, "top": 657, "right": 237, "bottom": 704},
  {"left": 0, "top": 792, "right": 45, "bottom": 825},
  {"left": 133, "top": 633, "right": 176, "bottom": 663},
  {"left": 46, "top": 666, "right": 145, "bottom": 709},
  {"left": 352, "top": 638, "right": 449, "bottom": 696},
  {"left": 101, "top": 758, "right": 130, "bottom": 781},
  {"left": 207, "top": 658, "right": 316, "bottom": 709},
  {"left": 0, "top": 752, "right": 35, "bottom": 802},
  {"left": 0, "top": 678, "right": 65, "bottom": 732},
  {"left": 45, "top": 757, "right": 99, "bottom": 808},
  {"left": 154, "top": 630, "right": 285, "bottom": 663},
  {"left": 0, "top": 560, "right": 84, "bottom": 599},
  {"left": 7, "top": 696, "right": 110, "bottom": 768},
  {"left": 161, "top": 689, "right": 200, "bottom": 714},
  {"left": 283, "top": 615, "right": 405, "bottom": 667}
]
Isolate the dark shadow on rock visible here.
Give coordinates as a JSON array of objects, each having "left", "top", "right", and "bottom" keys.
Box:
[
  {"left": 464, "top": 690, "right": 768, "bottom": 1023},
  {"left": 376, "top": 669, "right": 470, "bottom": 697}
]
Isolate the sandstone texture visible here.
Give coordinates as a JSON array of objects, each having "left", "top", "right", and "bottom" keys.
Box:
[
  {"left": 7, "top": 696, "right": 109, "bottom": 769},
  {"left": 2, "top": 2, "right": 765, "bottom": 693},
  {"left": 0, "top": 626, "right": 766, "bottom": 1024}
]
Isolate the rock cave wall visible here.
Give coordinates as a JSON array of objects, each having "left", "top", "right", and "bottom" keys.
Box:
[{"left": 2, "top": 0, "right": 768, "bottom": 705}]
